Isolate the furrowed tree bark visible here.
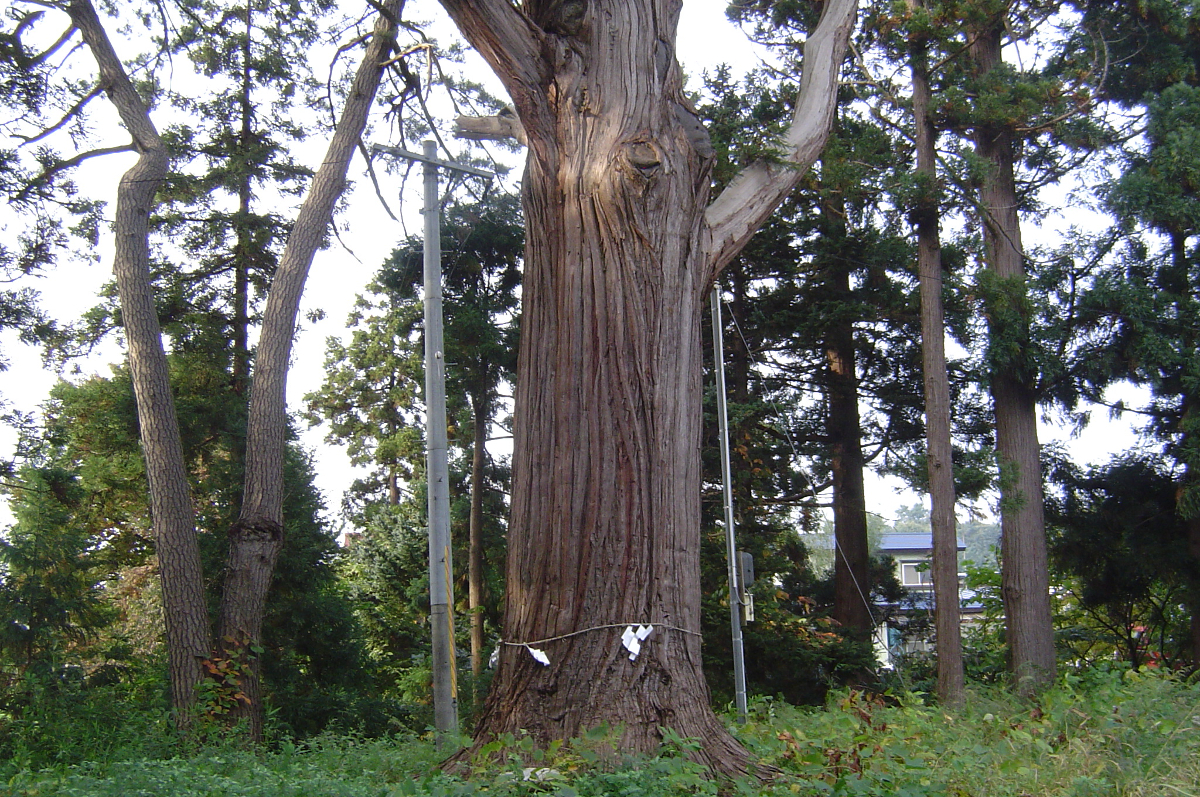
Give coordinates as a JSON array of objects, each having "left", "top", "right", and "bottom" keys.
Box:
[
  {"left": 910, "top": 26, "right": 964, "bottom": 708},
  {"left": 69, "top": 0, "right": 211, "bottom": 726},
  {"left": 437, "top": 0, "right": 856, "bottom": 776},
  {"left": 823, "top": 186, "right": 873, "bottom": 639},
  {"left": 971, "top": 23, "right": 1056, "bottom": 695},
  {"left": 216, "top": 0, "right": 402, "bottom": 740}
]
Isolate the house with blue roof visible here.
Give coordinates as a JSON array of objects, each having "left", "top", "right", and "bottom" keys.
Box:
[{"left": 872, "top": 532, "right": 985, "bottom": 669}]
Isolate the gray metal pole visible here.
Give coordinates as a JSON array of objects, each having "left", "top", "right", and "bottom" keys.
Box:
[
  {"left": 711, "top": 287, "right": 748, "bottom": 724},
  {"left": 423, "top": 139, "right": 458, "bottom": 742}
]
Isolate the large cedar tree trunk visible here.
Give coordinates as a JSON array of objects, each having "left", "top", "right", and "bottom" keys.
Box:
[
  {"left": 971, "top": 24, "right": 1056, "bottom": 695},
  {"left": 910, "top": 28, "right": 965, "bottom": 707},
  {"left": 216, "top": 1, "right": 401, "bottom": 739},
  {"left": 439, "top": 0, "right": 855, "bottom": 776},
  {"left": 70, "top": 0, "right": 212, "bottom": 725},
  {"left": 478, "top": 36, "right": 744, "bottom": 767}
]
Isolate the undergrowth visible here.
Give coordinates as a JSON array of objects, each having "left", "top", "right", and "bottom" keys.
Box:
[
  {"left": 733, "top": 666, "right": 1200, "bottom": 796},
  {"left": 2, "top": 667, "right": 1197, "bottom": 796}
]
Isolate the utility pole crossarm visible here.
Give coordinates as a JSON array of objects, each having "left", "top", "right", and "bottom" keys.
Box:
[{"left": 370, "top": 143, "right": 495, "bottom": 179}]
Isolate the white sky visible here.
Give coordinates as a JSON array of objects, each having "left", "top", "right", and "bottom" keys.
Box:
[{"left": 0, "top": 2, "right": 1145, "bottom": 530}]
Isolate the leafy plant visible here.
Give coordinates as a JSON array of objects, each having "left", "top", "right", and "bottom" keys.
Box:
[{"left": 6, "top": 670, "right": 1200, "bottom": 796}]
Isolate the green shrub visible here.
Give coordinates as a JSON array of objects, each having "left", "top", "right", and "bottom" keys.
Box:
[{"left": 0, "top": 664, "right": 176, "bottom": 777}]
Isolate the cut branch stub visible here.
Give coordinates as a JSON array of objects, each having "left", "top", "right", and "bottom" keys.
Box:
[
  {"left": 454, "top": 108, "right": 528, "bottom": 146},
  {"left": 623, "top": 138, "right": 664, "bottom": 179},
  {"left": 228, "top": 516, "right": 284, "bottom": 543}
]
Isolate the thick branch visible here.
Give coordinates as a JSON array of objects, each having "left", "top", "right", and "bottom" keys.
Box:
[
  {"left": 703, "top": 0, "right": 857, "bottom": 276},
  {"left": 18, "top": 84, "right": 103, "bottom": 146},
  {"left": 28, "top": 21, "right": 78, "bottom": 67},
  {"left": 434, "top": 0, "right": 548, "bottom": 132}
]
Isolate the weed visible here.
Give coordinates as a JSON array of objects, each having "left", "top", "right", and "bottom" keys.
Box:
[{"left": 3, "top": 668, "right": 1199, "bottom": 796}]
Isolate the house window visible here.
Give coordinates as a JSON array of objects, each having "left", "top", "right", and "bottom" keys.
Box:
[{"left": 901, "top": 561, "right": 932, "bottom": 587}]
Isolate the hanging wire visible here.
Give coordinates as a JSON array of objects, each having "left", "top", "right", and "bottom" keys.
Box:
[
  {"left": 718, "top": 293, "right": 935, "bottom": 690},
  {"left": 719, "top": 292, "right": 881, "bottom": 631}
]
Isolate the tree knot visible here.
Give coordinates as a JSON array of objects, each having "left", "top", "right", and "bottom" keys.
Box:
[
  {"left": 533, "top": 0, "right": 588, "bottom": 37},
  {"left": 230, "top": 517, "right": 284, "bottom": 542},
  {"left": 624, "top": 139, "right": 663, "bottom": 179}
]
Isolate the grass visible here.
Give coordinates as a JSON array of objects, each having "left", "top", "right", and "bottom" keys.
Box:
[
  {"left": 2, "top": 667, "right": 1198, "bottom": 796},
  {"left": 734, "top": 666, "right": 1200, "bottom": 796}
]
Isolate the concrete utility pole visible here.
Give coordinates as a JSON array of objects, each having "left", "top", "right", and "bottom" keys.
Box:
[
  {"left": 371, "top": 141, "right": 492, "bottom": 744},
  {"left": 711, "top": 287, "right": 748, "bottom": 724}
]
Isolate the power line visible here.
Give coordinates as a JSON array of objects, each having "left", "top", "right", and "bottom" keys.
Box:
[{"left": 718, "top": 292, "right": 881, "bottom": 630}]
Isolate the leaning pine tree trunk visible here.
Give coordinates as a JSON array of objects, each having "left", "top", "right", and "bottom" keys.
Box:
[
  {"left": 971, "top": 22, "right": 1056, "bottom": 695},
  {"left": 439, "top": 0, "right": 856, "bottom": 776},
  {"left": 910, "top": 21, "right": 965, "bottom": 708},
  {"left": 216, "top": 0, "right": 402, "bottom": 741},
  {"left": 70, "top": 0, "right": 211, "bottom": 727}
]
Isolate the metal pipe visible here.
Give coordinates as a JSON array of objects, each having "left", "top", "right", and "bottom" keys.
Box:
[{"left": 711, "top": 286, "right": 748, "bottom": 724}]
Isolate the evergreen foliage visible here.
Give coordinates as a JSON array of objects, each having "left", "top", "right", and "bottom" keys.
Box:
[
  {"left": 0, "top": 360, "right": 380, "bottom": 738},
  {"left": 304, "top": 192, "right": 521, "bottom": 709},
  {"left": 1047, "top": 456, "right": 1198, "bottom": 667},
  {"left": 0, "top": 467, "right": 110, "bottom": 676},
  {"left": 4, "top": 0, "right": 1200, "bottom": 770}
]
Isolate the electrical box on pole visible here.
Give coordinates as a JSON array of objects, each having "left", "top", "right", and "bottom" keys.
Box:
[{"left": 738, "top": 551, "right": 755, "bottom": 624}]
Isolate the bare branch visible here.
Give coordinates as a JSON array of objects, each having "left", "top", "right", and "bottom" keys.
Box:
[
  {"left": 326, "top": 31, "right": 373, "bottom": 129},
  {"left": 379, "top": 41, "right": 432, "bottom": 68},
  {"left": 454, "top": 108, "right": 526, "bottom": 147},
  {"left": 14, "top": 143, "right": 134, "bottom": 203},
  {"left": 704, "top": 0, "right": 858, "bottom": 276},
  {"left": 358, "top": 138, "right": 399, "bottom": 221},
  {"left": 16, "top": 84, "right": 103, "bottom": 146},
  {"left": 13, "top": 8, "right": 45, "bottom": 37},
  {"left": 27, "top": 22, "right": 77, "bottom": 68},
  {"left": 16, "top": 1, "right": 61, "bottom": 13},
  {"left": 330, "top": 220, "right": 363, "bottom": 263}
]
